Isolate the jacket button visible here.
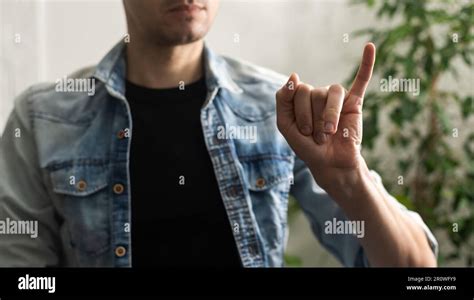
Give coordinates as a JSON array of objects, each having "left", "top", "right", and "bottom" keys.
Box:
[
  {"left": 255, "top": 178, "right": 266, "bottom": 188},
  {"left": 117, "top": 130, "right": 125, "bottom": 139},
  {"left": 113, "top": 184, "right": 125, "bottom": 194},
  {"left": 115, "top": 246, "right": 127, "bottom": 257},
  {"left": 76, "top": 180, "right": 87, "bottom": 191}
]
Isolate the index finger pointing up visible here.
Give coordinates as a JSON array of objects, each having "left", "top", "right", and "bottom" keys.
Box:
[{"left": 349, "top": 43, "right": 376, "bottom": 98}]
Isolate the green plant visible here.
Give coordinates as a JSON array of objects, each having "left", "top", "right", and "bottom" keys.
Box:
[
  {"left": 350, "top": 0, "right": 474, "bottom": 265},
  {"left": 284, "top": 196, "right": 304, "bottom": 267}
]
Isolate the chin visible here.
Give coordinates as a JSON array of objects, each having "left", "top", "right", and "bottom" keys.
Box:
[{"left": 168, "top": 27, "right": 207, "bottom": 44}]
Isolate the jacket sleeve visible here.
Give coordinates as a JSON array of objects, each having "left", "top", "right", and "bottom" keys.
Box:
[
  {"left": 0, "top": 89, "right": 61, "bottom": 267},
  {"left": 290, "top": 156, "right": 438, "bottom": 267}
]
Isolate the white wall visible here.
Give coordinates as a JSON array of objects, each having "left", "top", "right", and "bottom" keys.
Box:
[{"left": 0, "top": 0, "right": 126, "bottom": 133}]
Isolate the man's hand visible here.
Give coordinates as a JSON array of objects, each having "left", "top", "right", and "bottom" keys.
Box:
[
  {"left": 276, "top": 43, "right": 376, "bottom": 189},
  {"left": 276, "top": 43, "right": 437, "bottom": 267}
]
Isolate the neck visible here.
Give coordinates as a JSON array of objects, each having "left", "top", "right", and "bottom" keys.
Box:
[{"left": 126, "top": 39, "right": 205, "bottom": 89}]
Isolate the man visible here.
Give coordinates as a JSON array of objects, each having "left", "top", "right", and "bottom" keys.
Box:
[{"left": 0, "top": 0, "right": 437, "bottom": 267}]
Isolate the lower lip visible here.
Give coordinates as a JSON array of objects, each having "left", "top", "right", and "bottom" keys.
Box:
[{"left": 169, "top": 6, "right": 204, "bottom": 16}]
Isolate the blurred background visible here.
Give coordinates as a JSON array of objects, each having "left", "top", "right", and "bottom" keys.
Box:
[{"left": 0, "top": 0, "right": 472, "bottom": 267}]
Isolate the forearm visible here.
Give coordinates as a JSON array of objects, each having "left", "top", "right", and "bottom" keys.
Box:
[{"left": 312, "top": 159, "right": 437, "bottom": 267}]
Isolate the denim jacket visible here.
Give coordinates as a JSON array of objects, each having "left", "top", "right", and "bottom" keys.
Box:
[{"left": 0, "top": 42, "right": 438, "bottom": 267}]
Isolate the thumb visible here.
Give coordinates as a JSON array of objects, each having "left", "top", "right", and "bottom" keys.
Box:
[{"left": 276, "top": 73, "right": 300, "bottom": 134}]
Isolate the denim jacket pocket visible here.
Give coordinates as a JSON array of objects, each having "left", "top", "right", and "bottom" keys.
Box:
[
  {"left": 240, "top": 155, "right": 294, "bottom": 254},
  {"left": 241, "top": 155, "right": 293, "bottom": 192},
  {"left": 240, "top": 155, "right": 293, "bottom": 224},
  {"left": 49, "top": 163, "right": 111, "bottom": 258}
]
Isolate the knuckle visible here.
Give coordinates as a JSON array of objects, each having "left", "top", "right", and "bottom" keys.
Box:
[
  {"left": 329, "top": 84, "right": 344, "bottom": 94},
  {"left": 324, "top": 107, "right": 340, "bottom": 119},
  {"left": 357, "top": 73, "right": 370, "bottom": 83},
  {"left": 298, "top": 83, "right": 312, "bottom": 93}
]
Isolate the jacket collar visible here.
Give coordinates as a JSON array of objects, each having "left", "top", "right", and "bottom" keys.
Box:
[{"left": 93, "top": 40, "right": 242, "bottom": 100}]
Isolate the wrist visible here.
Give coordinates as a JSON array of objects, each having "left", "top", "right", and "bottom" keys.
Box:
[{"left": 310, "top": 156, "right": 371, "bottom": 199}]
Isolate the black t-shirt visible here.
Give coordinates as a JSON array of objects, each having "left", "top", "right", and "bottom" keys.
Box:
[{"left": 125, "top": 77, "right": 241, "bottom": 267}]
